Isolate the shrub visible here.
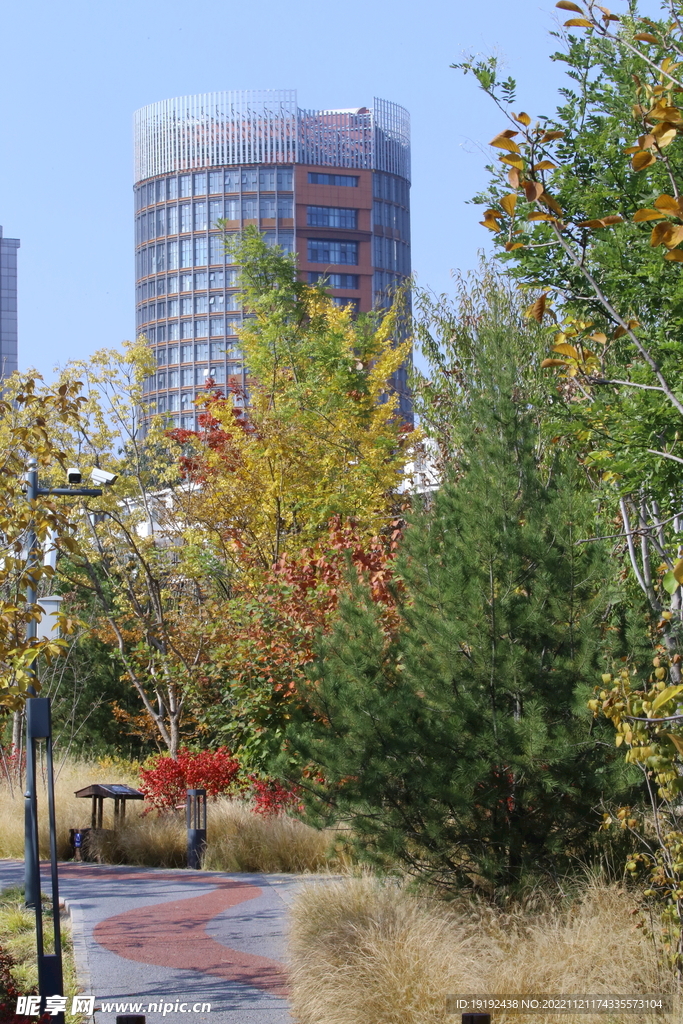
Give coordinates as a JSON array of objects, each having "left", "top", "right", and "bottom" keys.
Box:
[
  {"left": 139, "top": 747, "right": 241, "bottom": 810},
  {"left": 0, "top": 945, "right": 19, "bottom": 1024}
]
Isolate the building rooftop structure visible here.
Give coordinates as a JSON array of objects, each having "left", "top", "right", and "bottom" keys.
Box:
[{"left": 134, "top": 90, "right": 412, "bottom": 427}]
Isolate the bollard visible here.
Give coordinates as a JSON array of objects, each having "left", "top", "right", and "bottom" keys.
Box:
[
  {"left": 186, "top": 788, "right": 207, "bottom": 869},
  {"left": 116, "top": 1017, "right": 146, "bottom": 1024},
  {"left": 462, "top": 1015, "right": 491, "bottom": 1024}
]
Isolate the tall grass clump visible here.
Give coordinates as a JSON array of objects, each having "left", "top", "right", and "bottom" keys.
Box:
[
  {"left": 0, "top": 757, "right": 140, "bottom": 860},
  {"left": 94, "top": 798, "right": 335, "bottom": 873},
  {"left": 288, "top": 875, "right": 676, "bottom": 1024}
]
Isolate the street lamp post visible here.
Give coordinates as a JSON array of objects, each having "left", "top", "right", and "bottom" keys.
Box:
[{"left": 23, "top": 457, "right": 103, "bottom": 1022}]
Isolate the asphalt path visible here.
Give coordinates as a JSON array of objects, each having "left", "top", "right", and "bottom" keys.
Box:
[{"left": 0, "top": 859, "right": 325, "bottom": 1024}]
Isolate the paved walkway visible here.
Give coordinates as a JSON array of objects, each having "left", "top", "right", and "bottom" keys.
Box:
[{"left": 0, "top": 859, "right": 324, "bottom": 1024}]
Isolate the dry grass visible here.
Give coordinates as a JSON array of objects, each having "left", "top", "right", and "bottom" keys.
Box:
[
  {"left": 0, "top": 757, "right": 140, "bottom": 860},
  {"left": 94, "top": 798, "right": 334, "bottom": 873},
  {"left": 0, "top": 758, "right": 336, "bottom": 873},
  {"left": 289, "top": 875, "right": 678, "bottom": 1024}
]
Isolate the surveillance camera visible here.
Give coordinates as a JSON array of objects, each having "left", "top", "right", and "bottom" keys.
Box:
[
  {"left": 91, "top": 467, "right": 118, "bottom": 486},
  {"left": 66, "top": 467, "right": 82, "bottom": 484}
]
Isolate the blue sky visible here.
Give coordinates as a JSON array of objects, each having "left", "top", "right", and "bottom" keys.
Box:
[{"left": 0, "top": 0, "right": 625, "bottom": 378}]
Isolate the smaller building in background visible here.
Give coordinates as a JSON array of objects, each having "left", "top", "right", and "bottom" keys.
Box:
[{"left": 0, "top": 227, "right": 19, "bottom": 381}]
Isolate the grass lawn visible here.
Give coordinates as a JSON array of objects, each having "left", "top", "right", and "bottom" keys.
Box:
[{"left": 0, "top": 886, "right": 83, "bottom": 1024}]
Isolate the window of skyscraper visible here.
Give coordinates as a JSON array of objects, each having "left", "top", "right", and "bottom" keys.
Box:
[
  {"left": 210, "top": 341, "right": 226, "bottom": 359},
  {"left": 156, "top": 301, "right": 166, "bottom": 317},
  {"left": 308, "top": 172, "right": 358, "bottom": 187},
  {"left": 307, "top": 239, "right": 358, "bottom": 265},
  {"left": 167, "top": 274, "right": 178, "bottom": 293},
  {"left": 168, "top": 346, "right": 179, "bottom": 364},
  {"left": 260, "top": 169, "right": 276, "bottom": 190},
  {"left": 194, "top": 202, "right": 207, "bottom": 231},
  {"left": 180, "top": 369, "right": 193, "bottom": 387},
  {"left": 209, "top": 201, "right": 223, "bottom": 227},
  {"left": 195, "top": 343, "right": 209, "bottom": 361},
  {"left": 157, "top": 349, "right": 166, "bottom": 366},
  {"left": 168, "top": 391, "right": 179, "bottom": 409},
  {"left": 157, "top": 324, "right": 167, "bottom": 341},
  {"left": 208, "top": 365, "right": 226, "bottom": 383},
  {"left": 156, "top": 209, "right": 165, "bottom": 236},
  {"left": 195, "top": 366, "right": 209, "bottom": 386},
  {"left": 168, "top": 298, "right": 179, "bottom": 317},
  {"left": 195, "top": 271, "right": 207, "bottom": 289},
  {"left": 307, "top": 206, "right": 357, "bottom": 228},
  {"left": 194, "top": 237, "right": 207, "bottom": 266},
  {"left": 225, "top": 170, "right": 240, "bottom": 192},
  {"left": 194, "top": 173, "right": 207, "bottom": 194},
  {"left": 209, "top": 172, "right": 223, "bottom": 194},
  {"left": 180, "top": 274, "right": 192, "bottom": 292},
  {"left": 225, "top": 198, "right": 239, "bottom": 220},
  {"left": 157, "top": 396, "right": 167, "bottom": 413},
  {"left": 309, "top": 272, "right": 359, "bottom": 289},
  {"left": 210, "top": 318, "right": 224, "bottom": 336},
  {"left": 226, "top": 268, "right": 239, "bottom": 286},
  {"left": 180, "top": 343, "right": 193, "bottom": 362},
  {"left": 148, "top": 215, "right": 156, "bottom": 240},
  {"left": 209, "top": 236, "right": 225, "bottom": 264},
  {"left": 260, "top": 197, "right": 276, "bottom": 219},
  {"left": 278, "top": 168, "right": 293, "bottom": 189},
  {"left": 180, "top": 240, "right": 192, "bottom": 268},
  {"left": 225, "top": 293, "right": 240, "bottom": 312},
  {"left": 195, "top": 319, "right": 208, "bottom": 337},
  {"left": 181, "top": 321, "right": 193, "bottom": 340},
  {"left": 157, "top": 371, "right": 166, "bottom": 388},
  {"left": 209, "top": 270, "right": 224, "bottom": 289},
  {"left": 156, "top": 244, "right": 166, "bottom": 272},
  {"left": 241, "top": 169, "right": 257, "bottom": 190},
  {"left": 181, "top": 297, "right": 192, "bottom": 315},
  {"left": 167, "top": 207, "right": 178, "bottom": 234},
  {"left": 156, "top": 277, "right": 166, "bottom": 294},
  {"left": 180, "top": 205, "right": 192, "bottom": 233},
  {"left": 180, "top": 392, "right": 193, "bottom": 410},
  {"left": 278, "top": 197, "right": 293, "bottom": 219},
  {"left": 242, "top": 198, "right": 257, "bottom": 220},
  {"left": 180, "top": 175, "right": 191, "bottom": 197}
]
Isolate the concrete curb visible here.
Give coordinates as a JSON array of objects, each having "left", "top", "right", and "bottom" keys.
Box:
[{"left": 62, "top": 896, "right": 93, "bottom": 997}]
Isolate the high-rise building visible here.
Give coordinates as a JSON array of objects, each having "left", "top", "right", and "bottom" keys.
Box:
[
  {"left": 133, "top": 90, "right": 411, "bottom": 427},
  {"left": 0, "top": 227, "right": 20, "bottom": 380}
]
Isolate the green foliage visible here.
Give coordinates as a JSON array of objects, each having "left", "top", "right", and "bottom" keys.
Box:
[{"left": 284, "top": 281, "right": 635, "bottom": 889}]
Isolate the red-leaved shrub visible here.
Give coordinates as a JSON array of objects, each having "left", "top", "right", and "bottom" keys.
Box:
[
  {"left": 139, "top": 747, "right": 241, "bottom": 811},
  {"left": 249, "top": 775, "right": 303, "bottom": 816}
]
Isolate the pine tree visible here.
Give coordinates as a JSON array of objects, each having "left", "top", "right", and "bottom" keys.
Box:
[{"left": 285, "top": 282, "right": 635, "bottom": 889}]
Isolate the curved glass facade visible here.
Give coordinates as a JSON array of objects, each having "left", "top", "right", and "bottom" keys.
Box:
[{"left": 134, "top": 91, "right": 411, "bottom": 427}]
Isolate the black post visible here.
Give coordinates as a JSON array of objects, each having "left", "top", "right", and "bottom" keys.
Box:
[
  {"left": 22, "top": 459, "right": 103, "bottom": 1022},
  {"left": 186, "top": 788, "right": 207, "bottom": 869}
]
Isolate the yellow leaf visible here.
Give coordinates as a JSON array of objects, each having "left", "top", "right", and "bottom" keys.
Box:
[
  {"left": 674, "top": 558, "right": 683, "bottom": 584},
  {"left": 527, "top": 295, "right": 547, "bottom": 323},
  {"left": 590, "top": 332, "right": 607, "bottom": 344},
  {"left": 541, "top": 358, "right": 570, "bottom": 368},
  {"left": 651, "top": 222, "right": 683, "bottom": 248},
  {"left": 514, "top": 111, "right": 531, "bottom": 126},
  {"left": 481, "top": 218, "right": 501, "bottom": 231},
  {"left": 500, "top": 194, "right": 518, "bottom": 217},
  {"left": 633, "top": 208, "right": 666, "bottom": 222},
  {"left": 500, "top": 155, "right": 525, "bottom": 170},
  {"left": 638, "top": 133, "right": 655, "bottom": 148},
  {"left": 601, "top": 215, "right": 624, "bottom": 225},
  {"left": 553, "top": 342, "right": 579, "bottom": 358},
  {"left": 665, "top": 226, "right": 683, "bottom": 248},
  {"left": 541, "top": 130, "right": 565, "bottom": 141},
  {"left": 507, "top": 167, "right": 521, "bottom": 188},
  {"left": 578, "top": 217, "right": 621, "bottom": 229},
  {"left": 648, "top": 105, "right": 682, "bottom": 124},
  {"left": 664, "top": 249, "right": 683, "bottom": 261},
  {"left": 490, "top": 134, "right": 521, "bottom": 154},
  {"left": 652, "top": 684, "right": 683, "bottom": 712},
  {"left": 533, "top": 160, "right": 558, "bottom": 170},
  {"left": 564, "top": 17, "right": 592, "bottom": 26},
  {"left": 632, "top": 150, "right": 657, "bottom": 170},
  {"left": 556, "top": 0, "right": 583, "bottom": 9},
  {"left": 539, "top": 193, "right": 563, "bottom": 215},
  {"left": 654, "top": 194, "right": 683, "bottom": 216},
  {"left": 505, "top": 241, "right": 525, "bottom": 251},
  {"left": 613, "top": 326, "right": 627, "bottom": 339},
  {"left": 524, "top": 180, "right": 544, "bottom": 202},
  {"left": 634, "top": 32, "right": 659, "bottom": 43},
  {"left": 528, "top": 212, "right": 558, "bottom": 222},
  {"left": 623, "top": 146, "right": 640, "bottom": 154}
]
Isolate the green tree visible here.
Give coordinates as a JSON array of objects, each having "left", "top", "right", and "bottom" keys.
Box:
[{"left": 284, "top": 280, "right": 633, "bottom": 889}]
